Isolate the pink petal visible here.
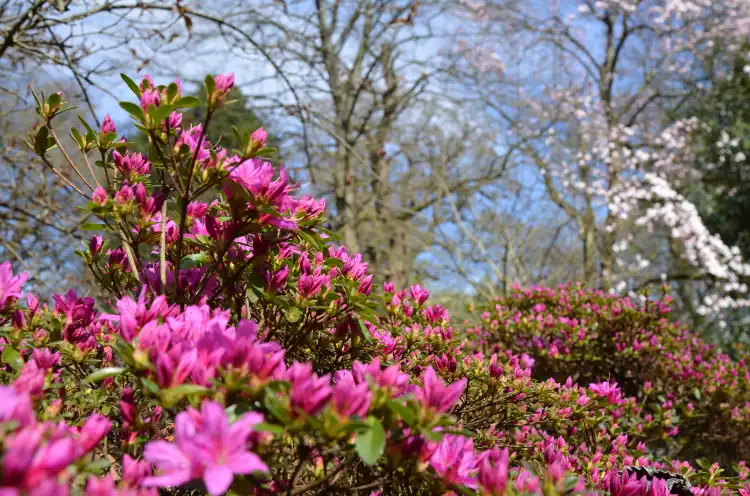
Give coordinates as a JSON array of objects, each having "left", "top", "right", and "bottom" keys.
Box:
[
  {"left": 142, "top": 471, "right": 192, "bottom": 489},
  {"left": 143, "top": 441, "right": 190, "bottom": 471},
  {"left": 203, "top": 465, "right": 234, "bottom": 495},
  {"left": 227, "top": 451, "right": 269, "bottom": 475}
]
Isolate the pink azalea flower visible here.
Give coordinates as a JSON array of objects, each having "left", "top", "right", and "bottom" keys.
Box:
[
  {"left": 417, "top": 367, "right": 466, "bottom": 413},
  {"left": 144, "top": 401, "right": 268, "bottom": 495},
  {"left": 0, "top": 262, "right": 27, "bottom": 312},
  {"left": 477, "top": 447, "right": 509, "bottom": 495},
  {"left": 429, "top": 434, "right": 478, "bottom": 488},
  {"left": 101, "top": 114, "right": 116, "bottom": 134}
]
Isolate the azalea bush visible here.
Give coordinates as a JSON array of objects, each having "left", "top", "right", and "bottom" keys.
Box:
[
  {"left": 469, "top": 285, "right": 750, "bottom": 470},
  {"left": 0, "top": 73, "right": 748, "bottom": 495}
]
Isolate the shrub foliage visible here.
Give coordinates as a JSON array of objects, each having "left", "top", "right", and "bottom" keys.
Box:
[{"left": 0, "top": 74, "right": 747, "bottom": 495}]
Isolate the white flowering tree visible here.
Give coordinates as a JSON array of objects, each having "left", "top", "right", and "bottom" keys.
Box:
[{"left": 453, "top": 0, "right": 750, "bottom": 331}]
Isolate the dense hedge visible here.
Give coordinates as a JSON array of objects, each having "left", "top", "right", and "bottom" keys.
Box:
[
  {"left": 469, "top": 286, "right": 750, "bottom": 468},
  {"left": 0, "top": 74, "right": 747, "bottom": 495}
]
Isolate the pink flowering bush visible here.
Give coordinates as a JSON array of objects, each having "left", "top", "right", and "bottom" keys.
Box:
[
  {"left": 469, "top": 285, "right": 750, "bottom": 470},
  {"left": 0, "top": 73, "right": 746, "bottom": 494}
]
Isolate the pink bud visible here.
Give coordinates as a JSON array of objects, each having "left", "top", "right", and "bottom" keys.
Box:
[
  {"left": 214, "top": 73, "right": 235, "bottom": 93},
  {"left": 139, "top": 89, "right": 161, "bottom": 110},
  {"left": 92, "top": 186, "right": 108, "bottom": 206},
  {"left": 167, "top": 111, "right": 182, "bottom": 129},
  {"left": 89, "top": 235, "right": 103, "bottom": 256},
  {"left": 358, "top": 274, "right": 373, "bottom": 295},
  {"left": 101, "top": 114, "right": 116, "bottom": 134},
  {"left": 115, "top": 184, "right": 135, "bottom": 205},
  {"left": 139, "top": 75, "right": 154, "bottom": 91},
  {"left": 250, "top": 127, "right": 268, "bottom": 148},
  {"left": 186, "top": 201, "right": 208, "bottom": 218},
  {"left": 27, "top": 293, "right": 39, "bottom": 313}
]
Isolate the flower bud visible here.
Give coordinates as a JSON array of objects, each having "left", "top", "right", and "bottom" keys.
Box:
[
  {"left": 166, "top": 111, "right": 182, "bottom": 129},
  {"left": 115, "top": 184, "right": 135, "bottom": 205},
  {"left": 92, "top": 186, "right": 108, "bottom": 206},
  {"left": 209, "top": 73, "right": 234, "bottom": 107},
  {"left": 89, "top": 235, "right": 104, "bottom": 257},
  {"left": 101, "top": 114, "right": 116, "bottom": 134},
  {"left": 250, "top": 127, "right": 267, "bottom": 151},
  {"left": 139, "top": 75, "right": 155, "bottom": 92},
  {"left": 139, "top": 89, "right": 161, "bottom": 110}
]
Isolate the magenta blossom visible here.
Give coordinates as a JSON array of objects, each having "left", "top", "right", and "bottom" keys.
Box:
[
  {"left": 139, "top": 75, "right": 155, "bottom": 91},
  {"left": 214, "top": 73, "right": 235, "bottom": 94},
  {"left": 589, "top": 381, "right": 622, "bottom": 404},
  {"left": 167, "top": 110, "right": 183, "bottom": 129},
  {"left": 298, "top": 273, "right": 327, "bottom": 298},
  {"left": 409, "top": 284, "right": 430, "bottom": 305},
  {"left": 603, "top": 469, "right": 649, "bottom": 496},
  {"left": 478, "top": 447, "right": 509, "bottom": 495},
  {"left": 92, "top": 186, "right": 108, "bottom": 206},
  {"left": 429, "top": 434, "right": 478, "bottom": 488},
  {"left": 417, "top": 367, "right": 466, "bottom": 414},
  {"left": 352, "top": 358, "right": 410, "bottom": 395},
  {"left": 112, "top": 151, "right": 151, "bottom": 178},
  {"left": 0, "top": 261, "right": 27, "bottom": 312},
  {"left": 31, "top": 348, "right": 61, "bottom": 370},
  {"left": 101, "top": 114, "right": 116, "bottom": 134},
  {"left": 89, "top": 235, "right": 104, "bottom": 257},
  {"left": 287, "top": 363, "right": 332, "bottom": 416},
  {"left": 331, "top": 379, "right": 371, "bottom": 418},
  {"left": 0, "top": 386, "right": 34, "bottom": 428},
  {"left": 250, "top": 127, "right": 267, "bottom": 149},
  {"left": 143, "top": 400, "right": 268, "bottom": 495},
  {"left": 140, "top": 89, "right": 161, "bottom": 110}
]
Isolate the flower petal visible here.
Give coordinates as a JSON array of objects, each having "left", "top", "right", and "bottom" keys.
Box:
[
  {"left": 203, "top": 465, "right": 234, "bottom": 496},
  {"left": 227, "top": 451, "right": 269, "bottom": 475}
]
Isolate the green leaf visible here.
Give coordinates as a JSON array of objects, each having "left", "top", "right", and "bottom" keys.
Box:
[
  {"left": 141, "top": 378, "right": 160, "bottom": 394},
  {"left": 255, "top": 147, "right": 277, "bottom": 156},
  {"left": 263, "top": 390, "right": 288, "bottom": 423},
  {"left": 80, "top": 223, "right": 107, "bottom": 231},
  {"left": 246, "top": 287, "right": 260, "bottom": 304},
  {"left": 70, "top": 127, "right": 83, "bottom": 148},
  {"left": 1, "top": 346, "right": 23, "bottom": 372},
  {"left": 30, "top": 88, "right": 41, "bottom": 110},
  {"left": 119, "top": 102, "right": 145, "bottom": 122},
  {"left": 167, "top": 82, "right": 179, "bottom": 102},
  {"left": 47, "top": 92, "right": 61, "bottom": 109},
  {"left": 323, "top": 258, "right": 345, "bottom": 268},
  {"left": 160, "top": 384, "right": 209, "bottom": 407},
  {"left": 693, "top": 387, "right": 702, "bottom": 400},
  {"left": 387, "top": 400, "right": 415, "bottom": 425},
  {"left": 317, "top": 227, "right": 342, "bottom": 241},
  {"left": 77, "top": 115, "right": 95, "bottom": 135},
  {"left": 181, "top": 252, "right": 209, "bottom": 268},
  {"left": 161, "top": 384, "right": 209, "bottom": 396},
  {"left": 232, "top": 126, "right": 242, "bottom": 146},
  {"left": 420, "top": 428, "right": 444, "bottom": 442},
  {"left": 174, "top": 96, "right": 200, "bottom": 108},
  {"left": 205, "top": 75, "right": 216, "bottom": 97},
  {"left": 150, "top": 104, "right": 174, "bottom": 125},
  {"left": 34, "top": 126, "right": 50, "bottom": 155},
  {"left": 87, "top": 458, "right": 113, "bottom": 472},
  {"left": 357, "top": 319, "right": 373, "bottom": 342},
  {"left": 254, "top": 422, "right": 285, "bottom": 434},
  {"left": 355, "top": 417, "right": 385, "bottom": 466},
  {"left": 285, "top": 307, "right": 302, "bottom": 323},
  {"left": 84, "top": 367, "right": 126, "bottom": 383},
  {"left": 121, "top": 73, "right": 142, "bottom": 97}
]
